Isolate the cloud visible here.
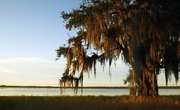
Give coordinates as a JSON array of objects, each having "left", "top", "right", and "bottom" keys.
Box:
[
  {"left": 0, "top": 69, "right": 17, "bottom": 74},
  {"left": 0, "top": 57, "right": 65, "bottom": 86}
]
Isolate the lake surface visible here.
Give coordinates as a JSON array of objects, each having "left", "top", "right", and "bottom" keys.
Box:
[{"left": 0, "top": 87, "right": 180, "bottom": 96}]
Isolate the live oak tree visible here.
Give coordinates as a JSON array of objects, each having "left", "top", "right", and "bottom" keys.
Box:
[{"left": 56, "top": 0, "right": 180, "bottom": 96}]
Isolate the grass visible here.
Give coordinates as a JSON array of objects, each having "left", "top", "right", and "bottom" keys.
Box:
[{"left": 0, "top": 96, "right": 180, "bottom": 110}]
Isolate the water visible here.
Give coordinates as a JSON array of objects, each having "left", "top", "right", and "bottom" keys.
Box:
[{"left": 0, "top": 87, "right": 180, "bottom": 96}]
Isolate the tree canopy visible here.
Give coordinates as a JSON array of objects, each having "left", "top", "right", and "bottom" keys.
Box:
[{"left": 57, "top": 0, "right": 180, "bottom": 96}]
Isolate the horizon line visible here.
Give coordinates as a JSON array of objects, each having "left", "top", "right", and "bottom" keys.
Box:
[{"left": 1, "top": 85, "right": 180, "bottom": 89}]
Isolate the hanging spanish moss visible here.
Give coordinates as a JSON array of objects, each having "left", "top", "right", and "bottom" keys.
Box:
[{"left": 57, "top": 0, "right": 180, "bottom": 96}]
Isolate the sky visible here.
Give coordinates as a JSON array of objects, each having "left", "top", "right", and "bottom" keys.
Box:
[{"left": 0, "top": 0, "right": 179, "bottom": 87}]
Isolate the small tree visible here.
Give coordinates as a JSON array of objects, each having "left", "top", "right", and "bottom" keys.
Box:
[{"left": 124, "top": 69, "right": 137, "bottom": 96}]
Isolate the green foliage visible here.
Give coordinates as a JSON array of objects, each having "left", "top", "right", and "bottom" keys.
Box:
[{"left": 56, "top": 45, "right": 69, "bottom": 60}]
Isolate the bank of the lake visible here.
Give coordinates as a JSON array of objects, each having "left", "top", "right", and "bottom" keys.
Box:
[
  {"left": 1, "top": 86, "right": 180, "bottom": 96},
  {"left": 0, "top": 96, "right": 180, "bottom": 110}
]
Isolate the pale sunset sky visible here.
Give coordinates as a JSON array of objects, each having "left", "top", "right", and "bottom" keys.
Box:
[{"left": 0, "top": 0, "right": 179, "bottom": 87}]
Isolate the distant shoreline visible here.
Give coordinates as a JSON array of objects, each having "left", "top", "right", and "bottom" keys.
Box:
[{"left": 0, "top": 85, "right": 180, "bottom": 89}]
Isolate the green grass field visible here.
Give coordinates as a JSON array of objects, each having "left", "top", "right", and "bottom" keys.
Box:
[{"left": 0, "top": 96, "right": 180, "bottom": 110}]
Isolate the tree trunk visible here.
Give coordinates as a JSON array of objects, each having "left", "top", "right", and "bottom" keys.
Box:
[
  {"left": 150, "top": 72, "right": 159, "bottom": 97},
  {"left": 137, "top": 71, "right": 159, "bottom": 97},
  {"left": 132, "top": 63, "right": 159, "bottom": 97},
  {"left": 148, "top": 68, "right": 159, "bottom": 97}
]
